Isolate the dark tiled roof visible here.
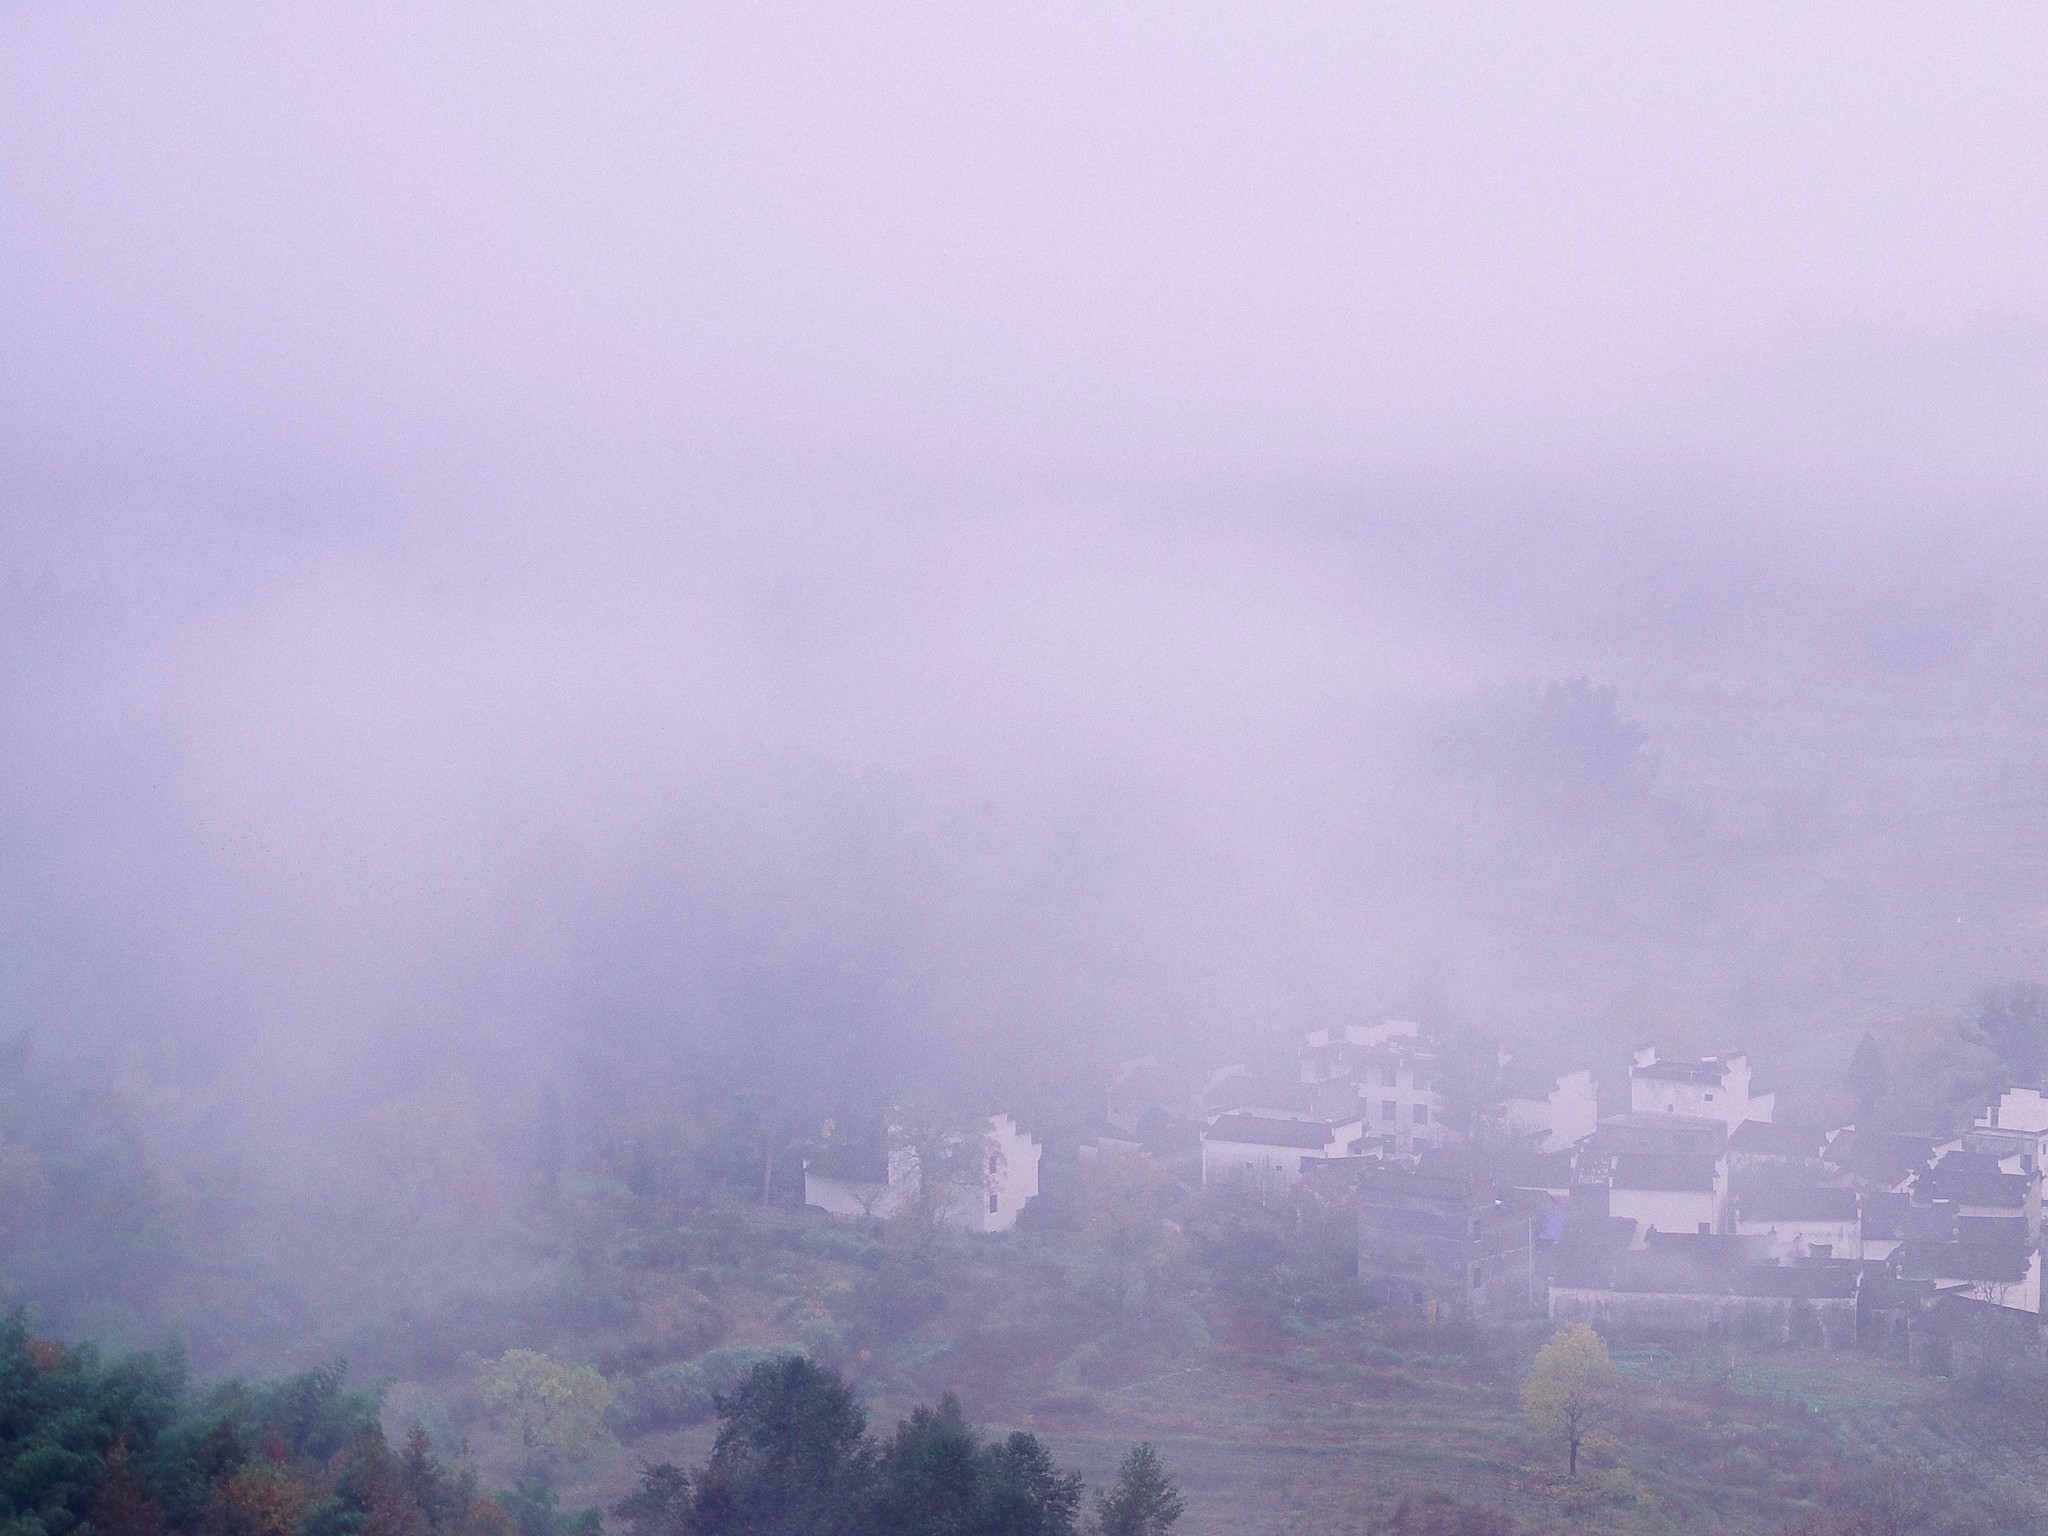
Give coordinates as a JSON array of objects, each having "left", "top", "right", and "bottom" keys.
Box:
[
  {"left": 1641, "top": 1230, "right": 1758, "bottom": 1270},
  {"left": 1205, "top": 1114, "right": 1340, "bottom": 1151},
  {"left": 1734, "top": 1265, "right": 1860, "bottom": 1299},
  {"left": 1591, "top": 1114, "right": 1728, "bottom": 1157},
  {"left": 1728, "top": 1121, "right": 1827, "bottom": 1158},
  {"left": 1736, "top": 1184, "right": 1858, "bottom": 1222},
  {"left": 1894, "top": 1241, "right": 2034, "bottom": 1284},
  {"left": 1861, "top": 1191, "right": 1911, "bottom": 1240},
  {"left": 1611, "top": 1153, "right": 1717, "bottom": 1193},
  {"left": 1825, "top": 1131, "right": 1939, "bottom": 1187},
  {"left": 1915, "top": 1151, "right": 2029, "bottom": 1209},
  {"left": 1416, "top": 1144, "right": 1573, "bottom": 1191},
  {"left": 1902, "top": 1205, "right": 1958, "bottom": 1244},
  {"left": 1956, "top": 1216, "right": 2031, "bottom": 1249}
]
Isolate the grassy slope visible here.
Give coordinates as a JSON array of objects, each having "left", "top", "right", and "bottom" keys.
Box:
[{"left": 372, "top": 1203, "right": 2048, "bottom": 1536}]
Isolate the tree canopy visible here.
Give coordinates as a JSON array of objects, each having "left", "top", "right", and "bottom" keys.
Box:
[
  {"left": 618, "top": 1356, "right": 1165, "bottom": 1536},
  {"left": 1519, "top": 1323, "right": 1623, "bottom": 1478},
  {"left": 0, "top": 1315, "right": 546, "bottom": 1536}
]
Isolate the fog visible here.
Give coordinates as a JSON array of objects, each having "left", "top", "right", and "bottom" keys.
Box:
[{"left": 3, "top": 3, "right": 2048, "bottom": 1368}]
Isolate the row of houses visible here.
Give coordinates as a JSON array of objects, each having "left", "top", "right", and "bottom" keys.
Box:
[{"left": 1161, "top": 1021, "right": 2048, "bottom": 1350}]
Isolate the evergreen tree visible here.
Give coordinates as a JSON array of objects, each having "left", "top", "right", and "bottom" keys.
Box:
[
  {"left": 1093, "top": 1444, "right": 1182, "bottom": 1536},
  {"left": 610, "top": 1463, "right": 691, "bottom": 1536},
  {"left": 868, "top": 1396, "right": 980, "bottom": 1535},
  {"left": 684, "top": 1356, "right": 876, "bottom": 1536},
  {"left": 973, "top": 1432, "right": 1081, "bottom": 1536}
]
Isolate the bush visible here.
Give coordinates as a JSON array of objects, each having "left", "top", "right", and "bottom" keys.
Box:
[
  {"left": 830, "top": 1254, "right": 944, "bottom": 1349},
  {"left": 613, "top": 1347, "right": 803, "bottom": 1434}
]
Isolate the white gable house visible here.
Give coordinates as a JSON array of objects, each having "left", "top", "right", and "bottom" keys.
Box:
[
  {"left": 1202, "top": 1113, "right": 1366, "bottom": 1190},
  {"left": 1630, "top": 1047, "right": 1774, "bottom": 1132},
  {"left": 804, "top": 1113, "right": 1041, "bottom": 1233}
]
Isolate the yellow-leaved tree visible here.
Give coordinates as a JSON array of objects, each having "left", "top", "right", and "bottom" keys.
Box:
[
  {"left": 478, "top": 1349, "right": 617, "bottom": 1478},
  {"left": 1520, "top": 1322, "right": 1623, "bottom": 1478}
]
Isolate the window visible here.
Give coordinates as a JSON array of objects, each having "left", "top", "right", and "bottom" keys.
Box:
[
  {"left": 989, "top": 1193, "right": 1000, "bottom": 1214},
  {"left": 988, "top": 1153, "right": 1000, "bottom": 1175},
  {"left": 1381, "top": 1100, "right": 1397, "bottom": 1121},
  {"left": 1697, "top": 1222, "right": 1711, "bottom": 1234},
  {"left": 1412, "top": 1104, "right": 1429, "bottom": 1125},
  {"left": 1470, "top": 1264, "right": 1482, "bottom": 1288},
  {"left": 1704, "top": 1092, "right": 1714, "bottom": 1102},
  {"left": 1380, "top": 1066, "right": 1397, "bottom": 1087}
]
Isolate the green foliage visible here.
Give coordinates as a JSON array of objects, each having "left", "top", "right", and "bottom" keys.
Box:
[
  {"left": 476, "top": 1351, "right": 616, "bottom": 1480},
  {"left": 609, "top": 1462, "right": 690, "bottom": 1536},
  {"left": 829, "top": 1254, "right": 944, "bottom": 1350},
  {"left": 1075, "top": 1155, "right": 1184, "bottom": 1313},
  {"left": 497, "top": 1478, "right": 601, "bottom": 1536},
  {"left": 0, "top": 1319, "right": 507, "bottom": 1536},
  {"left": 683, "top": 1356, "right": 875, "bottom": 1536},
  {"left": 1520, "top": 1323, "right": 1624, "bottom": 1478},
  {"left": 614, "top": 1348, "right": 801, "bottom": 1434},
  {"left": 1092, "top": 1443, "right": 1181, "bottom": 1536},
  {"left": 634, "top": 1357, "right": 1095, "bottom": 1536}
]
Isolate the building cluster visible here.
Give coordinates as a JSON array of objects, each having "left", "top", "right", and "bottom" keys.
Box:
[
  {"left": 794, "top": 1019, "right": 2048, "bottom": 1368},
  {"left": 1093, "top": 1022, "right": 2048, "bottom": 1361}
]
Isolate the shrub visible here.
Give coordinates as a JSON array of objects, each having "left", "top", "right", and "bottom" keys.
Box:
[{"left": 613, "top": 1347, "right": 802, "bottom": 1434}]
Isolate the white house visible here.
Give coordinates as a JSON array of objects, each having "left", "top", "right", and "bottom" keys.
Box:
[
  {"left": 1609, "top": 1152, "right": 1723, "bottom": 1243},
  {"left": 1732, "top": 1184, "right": 1861, "bottom": 1261},
  {"left": 1505, "top": 1069, "right": 1600, "bottom": 1153},
  {"left": 1201, "top": 1113, "right": 1366, "bottom": 1190},
  {"left": 1629, "top": 1046, "right": 1774, "bottom": 1132},
  {"left": 974, "top": 1114, "right": 1042, "bottom": 1232},
  {"left": 1298, "top": 1020, "right": 1449, "bottom": 1154},
  {"left": 804, "top": 1113, "right": 1041, "bottom": 1233}
]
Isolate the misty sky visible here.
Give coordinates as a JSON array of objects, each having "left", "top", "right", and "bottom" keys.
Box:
[{"left": 3, "top": 5, "right": 2047, "bottom": 1115}]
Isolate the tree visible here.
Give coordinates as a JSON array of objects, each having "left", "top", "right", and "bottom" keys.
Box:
[
  {"left": 476, "top": 1351, "right": 616, "bottom": 1480},
  {"left": 1969, "top": 982, "right": 2048, "bottom": 1085},
  {"left": 1519, "top": 1323, "right": 1623, "bottom": 1478},
  {"left": 1093, "top": 1443, "right": 1182, "bottom": 1536},
  {"left": 663, "top": 1359, "right": 1087, "bottom": 1536},
  {"left": 867, "top": 1395, "right": 981, "bottom": 1535},
  {"left": 867, "top": 1395, "right": 1080, "bottom": 1536},
  {"left": 610, "top": 1463, "right": 691, "bottom": 1536},
  {"left": 1846, "top": 1032, "right": 1891, "bottom": 1125},
  {"left": 973, "top": 1432, "right": 1081, "bottom": 1536},
  {"left": 684, "top": 1356, "right": 876, "bottom": 1536},
  {"left": 1075, "top": 1153, "right": 1185, "bottom": 1311},
  {"left": 886, "top": 1108, "right": 995, "bottom": 1247}
]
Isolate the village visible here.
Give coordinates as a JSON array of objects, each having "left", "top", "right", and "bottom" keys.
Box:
[{"left": 803, "top": 1019, "right": 2048, "bottom": 1378}]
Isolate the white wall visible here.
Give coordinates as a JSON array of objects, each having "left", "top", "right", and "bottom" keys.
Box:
[
  {"left": 805, "top": 1115, "right": 1041, "bottom": 1233},
  {"left": 1546, "top": 1070, "right": 1599, "bottom": 1151},
  {"left": 1201, "top": 1117, "right": 1362, "bottom": 1189},
  {"left": 1612, "top": 1185, "right": 1718, "bottom": 1243},
  {"left": 1629, "top": 1048, "right": 1774, "bottom": 1132},
  {"left": 1735, "top": 1216, "right": 1860, "bottom": 1261},
  {"left": 968, "top": 1113, "right": 1041, "bottom": 1233}
]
